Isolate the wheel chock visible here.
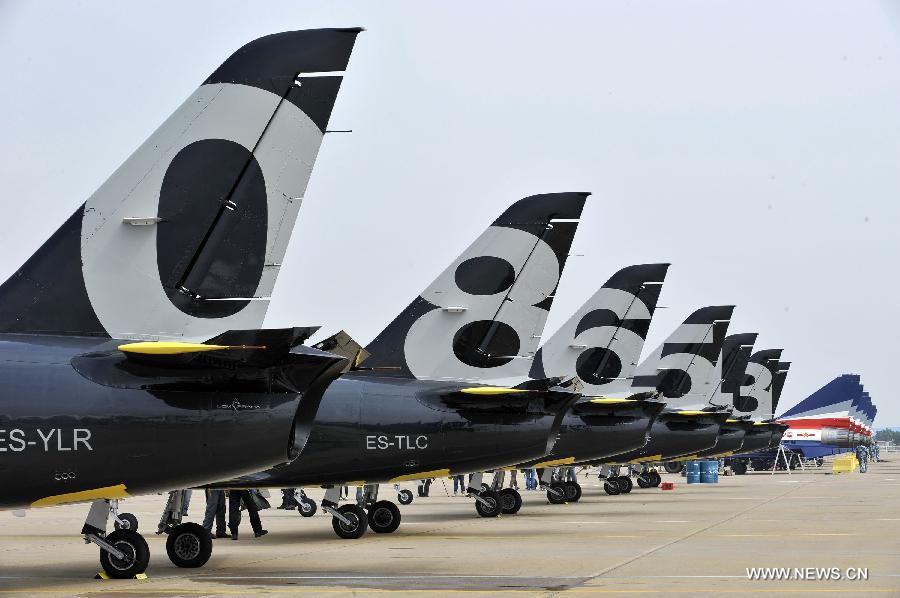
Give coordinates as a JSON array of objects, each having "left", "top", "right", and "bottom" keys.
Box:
[
  {"left": 661, "top": 482, "right": 675, "bottom": 491},
  {"left": 94, "top": 572, "right": 149, "bottom": 580}
]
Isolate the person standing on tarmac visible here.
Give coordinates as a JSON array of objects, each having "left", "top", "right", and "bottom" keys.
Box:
[
  {"left": 202, "top": 489, "right": 228, "bottom": 539},
  {"left": 855, "top": 444, "right": 868, "bottom": 473},
  {"left": 228, "top": 489, "right": 268, "bottom": 539},
  {"left": 453, "top": 474, "right": 466, "bottom": 495}
]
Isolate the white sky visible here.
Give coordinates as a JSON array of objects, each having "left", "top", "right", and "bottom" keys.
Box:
[{"left": 1, "top": 1, "right": 897, "bottom": 426}]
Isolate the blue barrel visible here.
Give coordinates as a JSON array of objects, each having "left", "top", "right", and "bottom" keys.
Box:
[
  {"left": 686, "top": 461, "right": 701, "bottom": 484},
  {"left": 700, "top": 460, "right": 719, "bottom": 483}
]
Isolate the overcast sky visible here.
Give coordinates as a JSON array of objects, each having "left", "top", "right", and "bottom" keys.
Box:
[{"left": 1, "top": 1, "right": 898, "bottom": 426}]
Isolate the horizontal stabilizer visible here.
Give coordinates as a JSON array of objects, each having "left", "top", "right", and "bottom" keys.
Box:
[{"left": 73, "top": 327, "right": 347, "bottom": 395}]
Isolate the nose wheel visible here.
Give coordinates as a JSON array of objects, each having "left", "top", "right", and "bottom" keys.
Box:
[
  {"left": 113, "top": 512, "right": 139, "bottom": 532},
  {"left": 297, "top": 496, "right": 317, "bottom": 517},
  {"left": 331, "top": 504, "right": 368, "bottom": 539},
  {"left": 474, "top": 489, "right": 502, "bottom": 517},
  {"left": 98, "top": 530, "right": 150, "bottom": 579}
]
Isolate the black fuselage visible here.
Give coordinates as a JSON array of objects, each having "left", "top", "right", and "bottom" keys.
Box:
[
  {"left": 694, "top": 421, "right": 747, "bottom": 458},
  {"left": 516, "top": 400, "right": 664, "bottom": 468},
  {"left": 223, "top": 374, "right": 576, "bottom": 488},
  {"left": 0, "top": 334, "right": 331, "bottom": 510},
  {"left": 585, "top": 411, "right": 730, "bottom": 464}
]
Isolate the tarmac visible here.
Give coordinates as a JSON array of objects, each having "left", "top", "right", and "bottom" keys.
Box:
[{"left": 1, "top": 456, "right": 898, "bottom": 597}]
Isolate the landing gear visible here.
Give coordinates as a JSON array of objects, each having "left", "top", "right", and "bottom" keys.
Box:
[
  {"left": 815, "top": 457, "right": 824, "bottom": 467},
  {"left": 603, "top": 479, "right": 620, "bottom": 495},
  {"left": 547, "top": 481, "right": 567, "bottom": 504},
  {"left": 474, "top": 489, "right": 502, "bottom": 517},
  {"left": 331, "top": 504, "right": 368, "bottom": 539},
  {"left": 499, "top": 488, "right": 522, "bottom": 514},
  {"left": 731, "top": 460, "right": 748, "bottom": 475},
  {"left": 616, "top": 476, "right": 633, "bottom": 494},
  {"left": 563, "top": 481, "right": 582, "bottom": 502},
  {"left": 649, "top": 471, "right": 661, "bottom": 487},
  {"left": 166, "top": 522, "right": 212, "bottom": 568},
  {"left": 99, "top": 530, "right": 150, "bottom": 579},
  {"left": 83, "top": 500, "right": 150, "bottom": 579},
  {"left": 663, "top": 461, "right": 684, "bottom": 474},
  {"left": 368, "top": 500, "right": 402, "bottom": 534},
  {"left": 114, "top": 512, "right": 139, "bottom": 532},
  {"left": 637, "top": 474, "right": 652, "bottom": 489},
  {"left": 397, "top": 489, "right": 414, "bottom": 505},
  {"left": 296, "top": 490, "right": 317, "bottom": 517}
]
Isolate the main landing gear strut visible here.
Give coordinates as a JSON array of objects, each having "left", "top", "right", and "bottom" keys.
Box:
[
  {"left": 321, "top": 486, "right": 368, "bottom": 539},
  {"left": 83, "top": 499, "right": 149, "bottom": 579},
  {"left": 157, "top": 489, "right": 213, "bottom": 568},
  {"left": 539, "top": 467, "right": 581, "bottom": 505}
]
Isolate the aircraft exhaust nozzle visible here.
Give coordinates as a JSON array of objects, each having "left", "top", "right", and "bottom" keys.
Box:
[{"left": 820, "top": 427, "right": 851, "bottom": 447}]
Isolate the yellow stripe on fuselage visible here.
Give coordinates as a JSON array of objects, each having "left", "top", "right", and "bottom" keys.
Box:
[
  {"left": 390, "top": 469, "right": 450, "bottom": 482},
  {"left": 589, "top": 398, "right": 636, "bottom": 405},
  {"left": 458, "top": 387, "right": 529, "bottom": 395},
  {"left": 629, "top": 454, "right": 663, "bottom": 464},
  {"left": 32, "top": 484, "right": 130, "bottom": 508},
  {"left": 530, "top": 457, "right": 576, "bottom": 468}
]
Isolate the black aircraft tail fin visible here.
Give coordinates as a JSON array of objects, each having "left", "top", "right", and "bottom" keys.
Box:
[
  {"left": 631, "top": 305, "right": 735, "bottom": 406},
  {"left": 735, "top": 348, "right": 783, "bottom": 418},
  {"left": 771, "top": 361, "right": 791, "bottom": 414},
  {"left": 0, "top": 28, "right": 362, "bottom": 340},
  {"left": 363, "top": 192, "right": 589, "bottom": 381},
  {"left": 708, "top": 332, "right": 758, "bottom": 408},
  {"left": 529, "top": 263, "right": 670, "bottom": 393}
]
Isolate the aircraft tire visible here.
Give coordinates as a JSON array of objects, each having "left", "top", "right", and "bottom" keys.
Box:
[
  {"left": 649, "top": 471, "right": 662, "bottom": 487},
  {"left": 731, "top": 460, "right": 748, "bottom": 475},
  {"left": 564, "top": 481, "right": 582, "bottom": 502},
  {"left": 397, "top": 489, "right": 414, "bottom": 505},
  {"left": 114, "top": 512, "right": 139, "bottom": 532},
  {"left": 166, "top": 522, "right": 212, "bottom": 568},
  {"left": 475, "top": 490, "right": 502, "bottom": 517},
  {"left": 99, "top": 529, "right": 150, "bottom": 579},
  {"left": 636, "top": 475, "right": 652, "bottom": 489},
  {"left": 297, "top": 497, "right": 317, "bottom": 517},
  {"left": 663, "top": 462, "right": 683, "bottom": 474},
  {"left": 617, "top": 476, "right": 633, "bottom": 494},
  {"left": 499, "top": 488, "right": 522, "bottom": 514},
  {"left": 332, "top": 504, "right": 368, "bottom": 539},
  {"left": 547, "top": 481, "right": 567, "bottom": 504},
  {"left": 603, "top": 480, "right": 621, "bottom": 495},
  {"left": 368, "top": 500, "right": 401, "bottom": 534}
]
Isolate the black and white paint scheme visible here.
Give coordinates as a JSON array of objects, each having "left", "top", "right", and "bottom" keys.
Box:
[
  {"left": 630, "top": 305, "right": 735, "bottom": 408},
  {"left": 529, "top": 263, "right": 669, "bottom": 395},
  {"left": 0, "top": 29, "right": 359, "bottom": 341},
  {"left": 737, "top": 349, "right": 784, "bottom": 420},
  {"left": 705, "top": 332, "right": 758, "bottom": 409},
  {"left": 364, "top": 193, "right": 588, "bottom": 383}
]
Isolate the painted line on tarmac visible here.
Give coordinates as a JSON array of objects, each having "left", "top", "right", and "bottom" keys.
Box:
[{"left": 553, "top": 476, "right": 814, "bottom": 597}]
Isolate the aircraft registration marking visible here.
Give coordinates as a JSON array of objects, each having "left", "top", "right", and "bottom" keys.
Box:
[
  {"left": 366, "top": 435, "right": 428, "bottom": 450},
  {"left": 0, "top": 428, "right": 92, "bottom": 452}
]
